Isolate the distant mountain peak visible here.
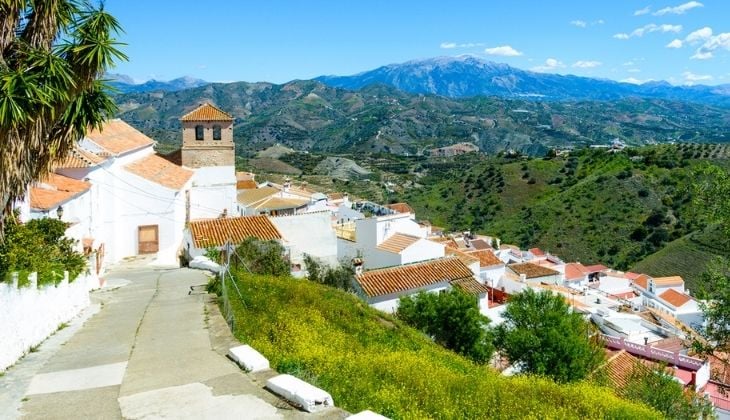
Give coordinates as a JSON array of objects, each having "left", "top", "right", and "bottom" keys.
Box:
[
  {"left": 315, "top": 56, "right": 727, "bottom": 106},
  {"left": 108, "top": 75, "right": 209, "bottom": 94}
]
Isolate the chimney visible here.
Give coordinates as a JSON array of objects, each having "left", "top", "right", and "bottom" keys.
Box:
[
  {"left": 520, "top": 273, "right": 527, "bottom": 282},
  {"left": 352, "top": 257, "right": 364, "bottom": 276},
  {"left": 283, "top": 177, "right": 291, "bottom": 192}
]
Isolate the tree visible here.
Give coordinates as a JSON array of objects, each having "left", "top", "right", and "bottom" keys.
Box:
[
  {"left": 303, "top": 254, "right": 356, "bottom": 292},
  {"left": 235, "top": 237, "right": 289, "bottom": 276},
  {"left": 495, "top": 288, "right": 604, "bottom": 383},
  {"left": 621, "top": 362, "right": 715, "bottom": 419},
  {"left": 397, "top": 289, "right": 495, "bottom": 363},
  {"left": 0, "top": 1, "right": 126, "bottom": 240}
]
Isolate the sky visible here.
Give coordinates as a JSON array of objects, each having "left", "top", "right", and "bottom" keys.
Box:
[{"left": 106, "top": 0, "right": 730, "bottom": 86}]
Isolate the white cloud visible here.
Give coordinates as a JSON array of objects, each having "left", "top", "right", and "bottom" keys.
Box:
[
  {"left": 682, "top": 71, "right": 713, "bottom": 84},
  {"left": 614, "top": 23, "right": 682, "bottom": 39},
  {"left": 666, "top": 39, "right": 683, "bottom": 48},
  {"left": 572, "top": 60, "right": 602, "bottom": 68},
  {"left": 654, "top": 1, "right": 703, "bottom": 16},
  {"left": 621, "top": 77, "right": 644, "bottom": 84},
  {"left": 627, "top": 68, "right": 642, "bottom": 73},
  {"left": 686, "top": 27, "right": 713, "bottom": 43},
  {"left": 571, "top": 20, "right": 587, "bottom": 28},
  {"left": 623, "top": 61, "right": 635, "bottom": 66},
  {"left": 441, "top": 42, "right": 484, "bottom": 49},
  {"left": 595, "top": 19, "right": 605, "bottom": 25},
  {"left": 634, "top": 6, "right": 651, "bottom": 16},
  {"left": 690, "top": 31, "right": 730, "bottom": 60},
  {"left": 691, "top": 51, "right": 713, "bottom": 59},
  {"left": 484, "top": 45, "right": 523, "bottom": 56},
  {"left": 531, "top": 58, "right": 565, "bottom": 72}
]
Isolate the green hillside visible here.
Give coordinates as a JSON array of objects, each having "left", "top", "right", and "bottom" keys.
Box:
[
  {"left": 270, "top": 144, "right": 729, "bottom": 276},
  {"left": 632, "top": 225, "right": 730, "bottom": 291},
  {"left": 115, "top": 80, "right": 730, "bottom": 156},
  {"left": 225, "top": 272, "right": 660, "bottom": 419}
]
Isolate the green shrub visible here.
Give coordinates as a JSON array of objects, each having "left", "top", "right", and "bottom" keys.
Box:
[
  {"left": 0, "top": 216, "right": 86, "bottom": 286},
  {"left": 227, "top": 272, "right": 661, "bottom": 419},
  {"left": 234, "top": 237, "right": 289, "bottom": 276}
]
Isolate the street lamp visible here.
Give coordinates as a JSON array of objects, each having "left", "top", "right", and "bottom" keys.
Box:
[{"left": 56, "top": 205, "right": 64, "bottom": 220}]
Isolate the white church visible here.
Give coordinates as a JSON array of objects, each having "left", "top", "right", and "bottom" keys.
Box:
[{"left": 18, "top": 103, "right": 238, "bottom": 276}]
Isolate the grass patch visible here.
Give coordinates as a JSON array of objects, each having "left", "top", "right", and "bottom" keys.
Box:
[
  {"left": 29, "top": 345, "right": 40, "bottom": 353},
  {"left": 227, "top": 272, "right": 660, "bottom": 419}
]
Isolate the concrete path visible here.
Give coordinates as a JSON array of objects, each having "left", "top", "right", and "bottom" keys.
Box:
[{"left": 1, "top": 262, "right": 346, "bottom": 419}]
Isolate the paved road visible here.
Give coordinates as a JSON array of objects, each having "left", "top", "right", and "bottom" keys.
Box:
[{"left": 1, "top": 263, "right": 345, "bottom": 419}]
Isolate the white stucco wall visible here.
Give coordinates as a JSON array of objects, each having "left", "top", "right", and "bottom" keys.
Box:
[
  {"left": 368, "top": 282, "right": 450, "bottom": 314},
  {"left": 189, "top": 166, "right": 237, "bottom": 220},
  {"left": 367, "top": 249, "right": 402, "bottom": 270},
  {"left": 0, "top": 272, "right": 91, "bottom": 371},
  {"left": 480, "top": 265, "right": 505, "bottom": 286},
  {"left": 400, "top": 240, "right": 445, "bottom": 265},
  {"left": 269, "top": 212, "right": 339, "bottom": 267}
]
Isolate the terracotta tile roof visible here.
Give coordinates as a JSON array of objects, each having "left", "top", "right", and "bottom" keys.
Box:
[
  {"left": 632, "top": 274, "right": 650, "bottom": 290},
  {"left": 625, "top": 272, "right": 642, "bottom": 280},
  {"left": 470, "top": 239, "right": 491, "bottom": 250},
  {"left": 237, "top": 187, "right": 280, "bottom": 206},
  {"left": 124, "top": 154, "right": 193, "bottom": 190},
  {"left": 237, "top": 180, "right": 258, "bottom": 190},
  {"left": 451, "top": 278, "right": 489, "bottom": 295},
  {"left": 584, "top": 264, "right": 609, "bottom": 272},
  {"left": 500, "top": 244, "right": 520, "bottom": 251},
  {"left": 188, "top": 215, "right": 282, "bottom": 248},
  {"left": 659, "top": 288, "right": 693, "bottom": 308},
  {"left": 652, "top": 276, "right": 685, "bottom": 286},
  {"left": 377, "top": 233, "right": 421, "bottom": 254},
  {"left": 236, "top": 171, "right": 255, "bottom": 181},
  {"left": 356, "top": 257, "right": 474, "bottom": 298},
  {"left": 180, "top": 103, "right": 233, "bottom": 122},
  {"left": 564, "top": 263, "right": 589, "bottom": 280},
  {"left": 252, "top": 196, "right": 308, "bottom": 211},
  {"left": 446, "top": 248, "right": 481, "bottom": 266},
  {"left": 601, "top": 350, "right": 651, "bottom": 388},
  {"left": 650, "top": 337, "right": 686, "bottom": 353},
  {"left": 466, "top": 249, "right": 503, "bottom": 268},
  {"left": 508, "top": 262, "right": 560, "bottom": 279},
  {"left": 529, "top": 247, "right": 545, "bottom": 256},
  {"left": 86, "top": 119, "right": 154, "bottom": 155},
  {"left": 386, "top": 202, "right": 414, "bottom": 214},
  {"left": 327, "top": 192, "right": 345, "bottom": 201},
  {"left": 30, "top": 173, "right": 91, "bottom": 211},
  {"left": 54, "top": 146, "right": 107, "bottom": 169}
]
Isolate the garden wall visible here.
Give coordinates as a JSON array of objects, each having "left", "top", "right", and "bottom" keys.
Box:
[{"left": 0, "top": 272, "right": 92, "bottom": 371}]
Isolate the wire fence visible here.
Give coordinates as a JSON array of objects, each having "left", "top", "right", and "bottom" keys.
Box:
[{"left": 218, "top": 241, "right": 250, "bottom": 333}]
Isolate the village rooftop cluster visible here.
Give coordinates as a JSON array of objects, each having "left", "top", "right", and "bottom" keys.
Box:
[{"left": 13, "top": 103, "right": 730, "bottom": 413}]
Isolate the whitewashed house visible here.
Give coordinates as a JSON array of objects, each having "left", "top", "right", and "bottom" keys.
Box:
[
  {"left": 506, "top": 262, "right": 562, "bottom": 285},
  {"left": 354, "top": 257, "right": 485, "bottom": 313},
  {"left": 337, "top": 212, "right": 437, "bottom": 269},
  {"left": 269, "top": 212, "right": 339, "bottom": 268}
]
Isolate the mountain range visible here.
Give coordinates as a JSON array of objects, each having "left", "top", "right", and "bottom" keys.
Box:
[
  {"left": 107, "top": 74, "right": 208, "bottom": 94},
  {"left": 316, "top": 56, "right": 730, "bottom": 107}
]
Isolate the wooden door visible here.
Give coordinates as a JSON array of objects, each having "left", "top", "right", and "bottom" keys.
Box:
[{"left": 138, "top": 225, "right": 159, "bottom": 254}]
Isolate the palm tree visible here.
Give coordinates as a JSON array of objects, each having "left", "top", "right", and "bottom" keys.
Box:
[{"left": 0, "top": 0, "right": 126, "bottom": 241}]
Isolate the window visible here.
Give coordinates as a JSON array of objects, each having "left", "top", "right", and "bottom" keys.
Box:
[
  {"left": 212, "top": 125, "right": 222, "bottom": 140},
  {"left": 195, "top": 125, "right": 204, "bottom": 140}
]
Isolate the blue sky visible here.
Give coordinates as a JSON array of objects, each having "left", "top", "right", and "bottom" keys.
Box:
[{"left": 106, "top": 1, "right": 730, "bottom": 85}]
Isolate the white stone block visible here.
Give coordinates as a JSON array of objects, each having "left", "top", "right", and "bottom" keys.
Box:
[
  {"left": 347, "top": 410, "right": 391, "bottom": 419},
  {"left": 189, "top": 256, "right": 221, "bottom": 273},
  {"left": 265, "top": 374, "right": 334, "bottom": 413},
  {"left": 227, "top": 345, "right": 269, "bottom": 372}
]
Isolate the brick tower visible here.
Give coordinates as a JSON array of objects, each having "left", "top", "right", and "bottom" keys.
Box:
[{"left": 180, "top": 103, "right": 234, "bottom": 168}]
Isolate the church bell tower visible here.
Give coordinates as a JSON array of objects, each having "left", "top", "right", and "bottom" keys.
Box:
[{"left": 180, "top": 103, "right": 234, "bottom": 168}]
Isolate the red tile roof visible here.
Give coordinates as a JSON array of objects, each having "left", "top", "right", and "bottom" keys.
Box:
[
  {"left": 652, "top": 276, "right": 685, "bottom": 286},
  {"left": 54, "top": 146, "right": 108, "bottom": 169},
  {"left": 356, "top": 257, "right": 474, "bottom": 298},
  {"left": 237, "top": 180, "right": 258, "bottom": 190},
  {"left": 86, "top": 119, "right": 154, "bottom": 155},
  {"left": 529, "top": 247, "right": 545, "bottom": 256},
  {"left": 466, "top": 249, "right": 503, "bottom": 268},
  {"left": 508, "top": 262, "right": 560, "bottom": 279},
  {"left": 451, "top": 278, "right": 489, "bottom": 295},
  {"left": 584, "top": 264, "right": 609, "bottom": 272},
  {"left": 564, "top": 263, "right": 589, "bottom": 280},
  {"left": 386, "top": 202, "right": 415, "bottom": 214},
  {"left": 470, "top": 239, "right": 491, "bottom": 250},
  {"left": 632, "top": 274, "right": 650, "bottom": 290},
  {"left": 601, "top": 350, "right": 653, "bottom": 388},
  {"left": 188, "top": 215, "right": 282, "bottom": 248},
  {"left": 446, "top": 248, "right": 481, "bottom": 266},
  {"left": 180, "top": 103, "right": 233, "bottom": 122},
  {"left": 377, "top": 233, "right": 421, "bottom": 254},
  {"left": 124, "top": 154, "right": 193, "bottom": 190},
  {"left": 30, "top": 173, "right": 91, "bottom": 211},
  {"left": 659, "top": 289, "right": 693, "bottom": 308}
]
